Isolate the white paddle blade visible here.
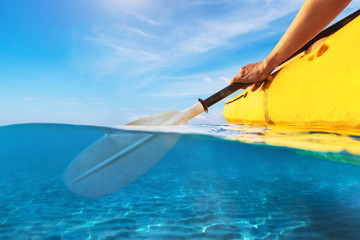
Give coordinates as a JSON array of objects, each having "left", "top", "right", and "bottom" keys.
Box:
[
  {"left": 126, "top": 111, "right": 184, "bottom": 126},
  {"left": 65, "top": 132, "right": 180, "bottom": 198},
  {"left": 127, "top": 102, "right": 205, "bottom": 126}
]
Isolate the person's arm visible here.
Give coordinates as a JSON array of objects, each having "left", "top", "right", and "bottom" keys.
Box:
[{"left": 231, "top": 0, "right": 352, "bottom": 91}]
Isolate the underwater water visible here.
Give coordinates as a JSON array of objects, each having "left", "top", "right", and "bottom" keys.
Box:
[{"left": 1, "top": 123, "right": 360, "bottom": 240}]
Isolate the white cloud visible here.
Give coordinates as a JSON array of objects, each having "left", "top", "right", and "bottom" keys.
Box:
[
  {"left": 70, "top": 0, "right": 315, "bottom": 101},
  {"left": 126, "top": 26, "right": 156, "bottom": 39},
  {"left": 132, "top": 13, "right": 160, "bottom": 25},
  {"left": 86, "top": 37, "right": 163, "bottom": 63},
  {"left": 219, "top": 76, "right": 230, "bottom": 83},
  {"left": 76, "top": 0, "right": 359, "bottom": 85},
  {"left": 203, "top": 77, "right": 214, "bottom": 83},
  {"left": 178, "top": 2, "right": 303, "bottom": 54},
  {"left": 73, "top": 0, "right": 302, "bottom": 86},
  {"left": 79, "top": 0, "right": 304, "bottom": 79}
]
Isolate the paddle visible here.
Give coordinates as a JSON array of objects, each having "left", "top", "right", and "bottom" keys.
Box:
[
  {"left": 64, "top": 83, "right": 246, "bottom": 198},
  {"left": 65, "top": 9, "right": 360, "bottom": 198}
]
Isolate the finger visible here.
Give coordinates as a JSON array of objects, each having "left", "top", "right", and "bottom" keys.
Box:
[
  {"left": 231, "top": 78, "right": 245, "bottom": 85},
  {"left": 230, "top": 74, "right": 241, "bottom": 84},
  {"left": 250, "top": 75, "right": 272, "bottom": 91},
  {"left": 251, "top": 81, "right": 263, "bottom": 92}
]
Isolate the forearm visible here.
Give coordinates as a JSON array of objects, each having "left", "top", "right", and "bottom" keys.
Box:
[{"left": 265, "top": 0, "right": 351, "bottom": 70}]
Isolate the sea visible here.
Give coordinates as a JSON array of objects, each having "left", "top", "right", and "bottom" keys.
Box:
[{"left": 1, "top": 123, "right": 360, "bottom": 240}]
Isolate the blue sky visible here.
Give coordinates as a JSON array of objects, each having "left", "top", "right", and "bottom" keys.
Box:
[{"left": 1, "top": 0, "right": 359, "bottom": 126}]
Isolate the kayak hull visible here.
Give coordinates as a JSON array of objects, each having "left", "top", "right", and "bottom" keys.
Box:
[{"left": 223, "top": 14, "right": 360, "bottom": 130}]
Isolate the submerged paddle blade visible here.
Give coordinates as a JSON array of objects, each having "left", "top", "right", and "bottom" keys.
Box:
[{"left": 65, "top": 131, "right": 179, "bottom": 198}]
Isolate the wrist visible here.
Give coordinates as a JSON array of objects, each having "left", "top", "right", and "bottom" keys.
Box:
[{"left": 264, "top": 55, "right": 280, "bottom": 73}]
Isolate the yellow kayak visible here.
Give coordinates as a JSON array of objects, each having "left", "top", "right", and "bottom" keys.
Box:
[{"left": 224, "top": 10, "right": 360, "bottom": 131}]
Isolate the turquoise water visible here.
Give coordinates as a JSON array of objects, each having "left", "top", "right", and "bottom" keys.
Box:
[{"left": 1, "top": 123, "right": 360, "bottom": 239}]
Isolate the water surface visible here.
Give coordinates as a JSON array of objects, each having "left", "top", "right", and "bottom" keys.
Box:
[{"left": 1, "top": 123, "right": 360, "bottom": 239}]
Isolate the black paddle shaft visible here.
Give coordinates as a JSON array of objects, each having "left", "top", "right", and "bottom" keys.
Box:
[{"left": 198, "top": 83, "right": 246, "bottom": 112}]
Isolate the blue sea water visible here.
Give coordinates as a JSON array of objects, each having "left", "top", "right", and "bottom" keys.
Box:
[{"left": 1, "top": 123, "right": 360, "bottom": 240}]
